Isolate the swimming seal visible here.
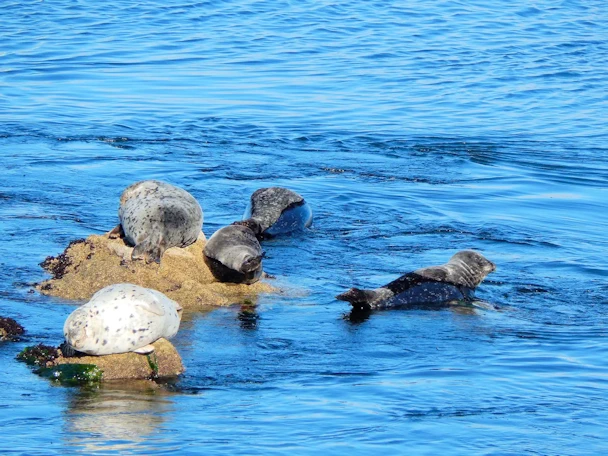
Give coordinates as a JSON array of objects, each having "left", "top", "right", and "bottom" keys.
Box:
[
  {"left": 337, "top": 250, "right": 496, "bottom": 311},
  {"left": 111, "top": 180, "right": 203, "bottom": 263},
  {"left": 237, "top": 187, "right": 312, "bottom": 238},
  {"left": 203, "top": 224, "right": 264, "bottom": 284},
  {"left": 63, "top": 283, "right": 182, "bottom": 356}
]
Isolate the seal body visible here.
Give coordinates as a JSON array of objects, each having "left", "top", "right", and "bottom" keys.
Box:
[
  {"left": 117, "top": 180, "right": 203, "bottom": 263},
  {"left": 240, "top": 187, "right": 312, "bottom": 238},
  {"left": 203, "top": 225, "right": 263, "bottom": 284},
  {"left": 63, "top": 283, "right": 182, "bottom": 356},
  {"left": 337, "top": 251, "right": 496, "bottom": 311}
]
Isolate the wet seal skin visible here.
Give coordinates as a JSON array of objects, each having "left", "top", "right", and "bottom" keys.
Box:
[
  {"left": 337, "top": 250, "right": 496, "bottom": 311},
  {"left": 111, "top": 180, "right": 203, "bottom": 263},
  {"left": 63, "top": 283, "right": 182, "bottom": 356},
  {"left": 204, "top": 224, "right": 264, "bottom": 284},
  {"left": 239, "top": 187, "right": 313, "bottom": 238}
]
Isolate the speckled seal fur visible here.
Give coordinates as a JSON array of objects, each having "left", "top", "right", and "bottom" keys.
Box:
[
  {"left": 240, "top": 187, "right": 312, "bottom": 238},
  {"left": 116, "top": 180, "right": 203, "bottom": 263},
  {"left": 63, "top": 283, "right": 182, "bottom": 356},
  {"left": 203, "top": 224, "right": 263, "bottom": 284},
  {"left": 337, "top": 251, "right": 496, "bottom": 311}
]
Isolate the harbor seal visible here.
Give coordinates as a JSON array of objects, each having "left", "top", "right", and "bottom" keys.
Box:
[
  {"left": 111, "top": 180, "right": 203, "bottom": 263},
  {"left": 237, "top": 187, "right": 312, "bottom": 238},
  {"left": 203, "top": 224, "right": 264, "bottom": 284},
  {"left": 337, "top": 250, "right": 496, "bottom": 311},
  {"left": 63, "top": 283, "right": 182, "bottom": 356}
]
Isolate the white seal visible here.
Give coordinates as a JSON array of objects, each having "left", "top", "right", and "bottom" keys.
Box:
[{"left": 63, "top": 283, "right": 182, "bottom": 355}]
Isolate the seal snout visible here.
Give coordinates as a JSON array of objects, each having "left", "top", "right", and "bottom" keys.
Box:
[{"left": 241, "top": 255, "right": 262, "bottom": 273}]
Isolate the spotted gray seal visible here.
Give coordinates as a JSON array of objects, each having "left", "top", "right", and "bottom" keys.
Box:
[
  {"left": 337, "top": 250, "right": 496, "bottom": 311},
  {"left": 237, "top": 187, "right": 312, "bottom": 238},
  {"left": 63, "top": 283, "right": 182, "bottom": 356},
  {"left": 111, "top": 180, "right": 203, "bottom": 263},
  {"left": 203, "top": 224, "right": 263, "bottom": 284}
]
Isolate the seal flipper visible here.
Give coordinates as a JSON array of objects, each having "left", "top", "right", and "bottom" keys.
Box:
[
  {"left": 337, "top": 287, "right": 395, "bottom": 310},
  {"left": 108, "top": 224, "right": 124, "bottom": 239},
  {"left": 132, "top": 232, "right": 167, "bottom": 264},
  {"left": 59, "top": 341, "right": 77, "bottom": 358},
  {"left": 457, "top": 285, "right": 475, "bottom": 302},
  {"left": 136, "top": 300, "right": 166, "bottom": 317},
  {"left": 133, "top": 344, "right": 155, "bottom": 355}
]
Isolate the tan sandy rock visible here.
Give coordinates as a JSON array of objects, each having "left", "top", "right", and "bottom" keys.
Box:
[
  {"left": 37, "top": 231, "right": 275, "bottom": 310},
  {"left": 54, "top": 338, "right": 184, "bottom": 380}
]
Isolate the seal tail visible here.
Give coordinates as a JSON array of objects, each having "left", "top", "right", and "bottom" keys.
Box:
[
  {"left": 336, "top": 287, "right": 376, "bottom": 310},
  {"left": 108, "top": 224, "right": 124, "bottom": 239},
  {"left": 132, "top": 232, "right": 167, "bottom": 264}
]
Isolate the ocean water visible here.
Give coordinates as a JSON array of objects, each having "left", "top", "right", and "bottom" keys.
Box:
[{"left": 1, "top": 0, "right": 608, "bottom": 454}]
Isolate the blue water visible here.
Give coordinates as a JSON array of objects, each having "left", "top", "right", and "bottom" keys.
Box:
[{"left": 1, "top": 1, "right": 608, "bottom": 454}]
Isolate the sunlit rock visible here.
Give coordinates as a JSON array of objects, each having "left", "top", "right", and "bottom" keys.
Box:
[
  {"left": 37, "top": 231, "right": 275, "bottom": 309},
  {"left": 17, "top": 338, "right": 184, "bottom": 383}
]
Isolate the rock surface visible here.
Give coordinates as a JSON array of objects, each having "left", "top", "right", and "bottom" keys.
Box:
[
  {"left": 37, "top": 231, "right": 275, "bottom": 309},
  {"left": 0, "top": 317, "right": 25, "bottom": 341},
  {"left": 54, "top": 338, "right": 184, "bottom": 381}
]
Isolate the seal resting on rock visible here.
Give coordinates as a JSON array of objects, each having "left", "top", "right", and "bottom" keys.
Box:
[
  {"left": 63, "top": 283, "right": 182, "bottom": 356},
  {"left": 337, "top": 250, "right": 496, "bottom": 311},
  {"left": 203, "top": 224, "right": 264, "bottom": 284},
  {"left": 111, "top": 180, "right": 203, "bottom": 263},
  {"left": 236, "top": 187, "right": 312, "bottom": 238}
]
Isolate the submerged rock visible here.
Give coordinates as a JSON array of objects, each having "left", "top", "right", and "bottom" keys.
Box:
[
  {"left": 37, "top": 231, "right": 275, "bottom": 309},
  {"left": 0, "top": 316, "right": 25, "bottom": 341},
  {"left": 17, "top": 338, "right": 184, "bottom": 383},
  {"left": 38, "top": 364, "right": 104, "bottom": 386}
]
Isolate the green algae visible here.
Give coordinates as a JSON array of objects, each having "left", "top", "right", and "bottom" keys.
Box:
[
  {"left": 37, "top": 364, "right": 103, "bottom": 386},
  {"left": 16, "top": 344, "right": 59, "bottom": 366},
  {"left": 146, "top": 352, "right": 159, "bottom": 379}
]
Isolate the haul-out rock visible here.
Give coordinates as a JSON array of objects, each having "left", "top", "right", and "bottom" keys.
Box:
[
  {"left": 18, "top": 338, "right": 184, "bottom": 382},
  {"left": 55, "top": 338, "right": 184, "bottom": 380},
  {"left": 37, "top": 231, "right": 275, "bottom": 309}
]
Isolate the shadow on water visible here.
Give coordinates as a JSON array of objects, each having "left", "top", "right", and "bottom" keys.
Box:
[
  {"left": 344, "top": 299, "right": 499, "bottom": 324},
  {"left": 238, "top": 304, "right": 260, "bottom": 331}
]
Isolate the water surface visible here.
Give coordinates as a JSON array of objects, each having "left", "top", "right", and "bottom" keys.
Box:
[{"left": 1, "top": 1, "right": 607, "bottom": 454}]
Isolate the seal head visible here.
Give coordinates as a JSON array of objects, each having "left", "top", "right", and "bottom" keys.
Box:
[
  {"left": 116, "top": 180, "right": 203, "bottom": 263},
  {"left": 203, "top": 224, "right": 264, "bottom": 284}
]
